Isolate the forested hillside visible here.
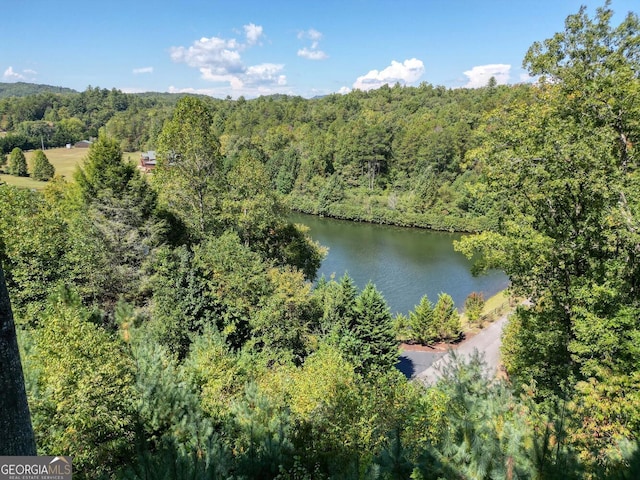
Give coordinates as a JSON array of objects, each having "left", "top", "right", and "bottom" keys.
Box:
[
  {"left": 1, "top": 78, "right": 530, "bottom": 231},
  {"left": 0, "top": 81, "right": 77, "bottom": 98},
  {"left": 1, "top": 3, "right": 640, "bottom": 479}
]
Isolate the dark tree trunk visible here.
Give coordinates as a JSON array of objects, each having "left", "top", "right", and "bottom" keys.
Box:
[{"left": 0, "top": 264, "right": 36, "bottom": 455}]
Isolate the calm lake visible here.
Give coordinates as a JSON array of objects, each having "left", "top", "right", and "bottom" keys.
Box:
[{"left": 290, "top": 213, "right": 509, "bottom": 316}]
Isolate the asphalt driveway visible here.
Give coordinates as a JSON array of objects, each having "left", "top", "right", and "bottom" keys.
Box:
[{"left": 397, "top": 314, "right": 509, "bottom": 383}]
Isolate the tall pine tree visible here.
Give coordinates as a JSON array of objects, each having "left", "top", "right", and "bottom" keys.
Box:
[
  {"left": 351, "top": 282, "right": 398, "bottom": 374},
  {"left": 409, "top": 295, "right": 436, "bottom": 344}
]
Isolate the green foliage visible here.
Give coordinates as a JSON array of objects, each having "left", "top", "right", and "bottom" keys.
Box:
[
  {"left": 0, "top": 75, "right": 531, "bottom": 232},
  {"left": 317, "top": 173, "right": 346, "bottom": 214},
  {"left": 75, "top": 134, "right": 141, "bottom": 201},
  {"left": 313, "top": 273, "right": 358, "bottom": 336},
  {"left": 221, "top": 152, "right": 281, "bottom": 248},
  {"left": 149, "top": 232, "right": 268, "bottom": 355},
  {"left": 409, "top": 295, "right": 436, "bottom": 344},
  {"left": 569, "top": 373, "right": 640, "bottom": 477},
  {"left": 24, "top": 288, "right": 137, "bottom": 478},
  {"left": 0, "top": 81, "right": 76, "bottom": 98},
  {"left": 72, "top": 135, "right": 166, "bottom": 312},
  {"left": 464, "top": 291, "right": 485, "bottom": 325},
  {"left": 156, "top": 96, "right": 223, "bottom": 238},
  {"left": 181, "top": 329, "right": 246, "bottom": 422},
  {"left": 286, "top": 344, "right": 362, "bottom": 475},
  {"left": 147, "top": 245, "right": 220, "bottom": 358},
  {"left": 427, "top": 353, "right": 568, "bottom": 479},
  {"left": 349, "top": 282, "right": 399, "bottom": 374},
  {"left": 269, "top": 222, "right": 325, "bottom": 281},
  {"left": 7, "top": 147, "right": 27, "bottom": 176},
  {"left": 219, "top": 152, "right": 324, "bottom": 281},
  {"left": 456, "top": 3, "right": 640, "bottom": 473},
  {"left": 30, "top": 149, "right": 55, "bottom": 181},
  {"left": 393, "top": 312, "right": 410, "bottom": 341},
  {"left": 457, "top": 2, "right": 640, "bottom": 390},
  {"left": 130, "top": 340, "right": 215, "bottom": 459},
  {"left": 500, "top": 307, "right": 573, "bottom": 397},
  {"left": 5, "top": 6, "right": 640, "bottom": 478},
  {"left": 250, "top": 267, "right": 316, "bottom": 362},
  {"left": 433, "top": 292, "right": 460, "bottom": 342},
  {"left": 229, "top": 382, "right": 295, "bottom": 479},
  {"left": 0, "top": 185, "right": 68, "bottom": 322},
  {"left": 194, "top": 231, "right": 271, "bottom": 344},
  {"left": 402, "top": 293, "right": 460, "bottom": 344}
]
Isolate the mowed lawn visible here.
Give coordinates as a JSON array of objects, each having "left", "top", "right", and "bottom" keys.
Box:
[{"left": 1, "top": 147, "right": 142, "bottom": 190}]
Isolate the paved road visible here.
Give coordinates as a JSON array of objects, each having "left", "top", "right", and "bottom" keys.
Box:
[
  {"left": 396, "top": 349, "right": 446, "bottom": 378},
  {"left": 397, "top": 314, "right": 509, "bottom": 383},
  {"left": 416, "top": 315, "right": 508, "bottom": 384}
]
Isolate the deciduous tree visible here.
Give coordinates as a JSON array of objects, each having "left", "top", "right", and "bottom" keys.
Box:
[
  {"left": 7, "top": 147, "right": 27, "bottom": 176},
  {"left": 456, "top": 3, "right": 640, "bottom": 469},
  {"left": 156, "top": 96, "right": 223, "bottom": 238},
  {"left": 457, "top": 2, "right": 640, "bottom": 392},
  {"left": 26, "top": 289, "right": 137, "bottom": 477}
]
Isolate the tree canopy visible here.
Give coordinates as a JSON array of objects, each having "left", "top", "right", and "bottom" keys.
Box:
[
  {"left": 456, "top": 2, "right": 640, "bottom": 471},
  {"left": 1, "top": 3, "right": 640, "bottom": 478}
]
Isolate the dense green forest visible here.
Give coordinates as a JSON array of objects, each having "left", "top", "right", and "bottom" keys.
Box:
[
  {"left": 0, "top": 71, "right": 529, "bottom": 232},
  {"left": 0, "top": 81, "right": 77, "bottom": 98},
  {"left": 1, "top": 3, "right": 640, "bottom": 479}
]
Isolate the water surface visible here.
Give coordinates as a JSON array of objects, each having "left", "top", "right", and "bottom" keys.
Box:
[{"left": 291, "top": 213, "right": 509, "bottom": 316}]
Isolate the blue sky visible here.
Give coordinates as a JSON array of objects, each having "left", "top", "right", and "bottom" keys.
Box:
[{"left": 2, "top": 0, "right": 637, "bottom": 98}]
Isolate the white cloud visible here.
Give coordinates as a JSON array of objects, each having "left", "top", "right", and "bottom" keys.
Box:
[
  {"left": 198, "top": 69, "right": 245, "bottom": 89},
  {"left": 463, "top": 64, "right": 511, "bottom": 88},
  {"left": 353, "top": 58, "right": 424, "bottom": 91},
  {"left": 297, "top": 28, "right": 328, "bottom": 61},
  {"left": 298, "top": 28, "right": 323, "bottom": 42},
  {"left": 245, "top": 63, "right": 286, "bottom": 85},
  {"left": 3, "top": 66, "right": 27, "bottom": 81},
  {"left": 170, "top": 36, "right": 243, "bottom": 74},
  {"left": 168, "top": 81, "right": 292, "bottom": 99},
  {"left": 169, "top": 24, "right": 287, "bottom": 94},
  {"left": 297, "top": 47, "right": 328, "bottom": 60},
  {"left": 133, "top": 66, "right": 153, "bottom": 74},
  {"left": 244, "top": 23, "right": 263, "bottom": 45},
  {"left": 338, "top": 86, "right": 351, "bottom": 95}
]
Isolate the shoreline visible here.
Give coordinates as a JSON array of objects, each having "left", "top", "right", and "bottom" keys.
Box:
[
  {"left": 399, "top": 288, "right": 513, "bottom": 353},
  {"left": 286, "top": 203, "right": 490, "bottom": 234}
]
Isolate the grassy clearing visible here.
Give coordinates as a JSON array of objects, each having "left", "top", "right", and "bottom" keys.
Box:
[
  {"left": 460, "top": 288, "right": 514, "bottom": 332},
  {"left": 483, "top": 289, "right": 510, "bottom": 315},
  {"left": 1, "top": 147, "right": 142, "bottom": 190}
]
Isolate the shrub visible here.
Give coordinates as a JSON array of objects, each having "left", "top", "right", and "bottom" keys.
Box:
[{"left": 465, "top": 292, "right": 485, "bottom": 325}]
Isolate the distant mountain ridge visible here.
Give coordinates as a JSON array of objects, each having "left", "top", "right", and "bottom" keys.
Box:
[
  {"left": 0, "top": 82, "right": 209, "bottom": 101},
  {"left": 0, "top": 82, "right": 78, "bottom": 98}
]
